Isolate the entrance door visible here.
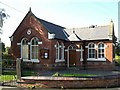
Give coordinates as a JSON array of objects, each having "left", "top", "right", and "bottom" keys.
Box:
[{"left": 69, "top": 50, "right": 76, "bottom": 67}]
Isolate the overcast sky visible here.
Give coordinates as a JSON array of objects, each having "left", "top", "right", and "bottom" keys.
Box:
[{"left": 0, "top": 0, "right": 119, "bottom": 46}]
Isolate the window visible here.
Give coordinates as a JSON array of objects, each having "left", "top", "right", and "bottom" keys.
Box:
[
  {"left": 98, "top": 43, "right": 104, "bottom": 58},
  {"left": 56, "top": 42, "right": 59, "bottom": 60},
  {"left": 21, "top": 38, "right": 28, "bottom": 59},
  {"left": 61, "top": 43, "right": 64, "bottom": 60},
  {"left": 88, "top": 43, "right": 95, "bottom": 58},
  {"left": 31, "top": 37, "right": 39, "bottom": 60},
  {"left": 55, "top": 42, "right": 65, "bottom": 62}
]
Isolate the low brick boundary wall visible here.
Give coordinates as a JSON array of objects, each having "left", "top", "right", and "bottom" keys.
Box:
[{"left": 18, "top": 75, "right": 120, "bottom": 89}]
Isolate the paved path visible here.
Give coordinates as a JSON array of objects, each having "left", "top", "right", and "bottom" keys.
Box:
[{"left": 1, "top": 86, "right": 120, "bottom": 90}]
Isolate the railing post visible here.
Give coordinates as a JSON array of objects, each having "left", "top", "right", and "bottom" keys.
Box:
[{"left": 16, "top": 58, "right": 21, "bottom": 81}]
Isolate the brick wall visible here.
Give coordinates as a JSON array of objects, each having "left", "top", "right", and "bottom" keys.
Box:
[{"left": 19, "top": 75, "right": 120, "bottom": 89}]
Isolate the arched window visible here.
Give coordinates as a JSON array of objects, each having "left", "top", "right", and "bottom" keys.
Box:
[
  {"left": 56, "top": 42, "right": 59, "bottom": 60},
  {"left": 21, "top": 38, "right": 28, "bottom": 59},
  {"left": 31, "top": 37, "right": 39, "bottom": 60},
  {"left": 55, "top": 42, "right": 65, "bottom": 62},
  {"left": 68, "top": 44, "right": 76, "bottom": 50},
  {"left": 88, "top": 43, "right": 95, "bottom": 58},
  {"left": 98, "top": 43, "right": 104, "bottom": 58},
  {"left": 61, "top": 43, "right": 64, "bottom": 60}
]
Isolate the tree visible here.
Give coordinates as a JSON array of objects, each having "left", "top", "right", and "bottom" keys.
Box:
[
  {"left": 0, "top": 8, "right": 9, "bottom": 34},
  {"left": 116, "top": 41, "right": 120, "bottom": 56}
]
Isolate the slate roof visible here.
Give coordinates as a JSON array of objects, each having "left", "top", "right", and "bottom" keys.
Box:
[
  {"left": 68, "top": 32, "right": 81, "bottom": 41},
  {"left": 65, "top": 25, "right": 110, "bottom": 41},
  {"left": 36, "top": 17, "right": 68, "bottom": 40},
  {"left": 11, "top": 9, "right": 112, "bottom": 41}
]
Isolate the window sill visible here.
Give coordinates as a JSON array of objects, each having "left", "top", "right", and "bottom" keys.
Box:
[
  {"left": 55, "top": 59, "right": 65, "bottom": 63},
  {"left": 23, "top": 59, "right": 39, "bottom": 63},
  {"left": 87, "top": 58, "right": 106, "bottom": 61},
  {"left": 80, "top": 59, "right": 83, "bottom": 61}
]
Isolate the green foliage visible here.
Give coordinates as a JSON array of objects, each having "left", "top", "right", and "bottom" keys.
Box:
[
  {"left": 0, "top": 75, "right": 16, "bottom": 82},
  {"left": 115, "top": 54, "right": 120, "bottom": 64},
  {"left": 52, "top": 72, "right": 61, "bottom": 76},
  {"left": 116, "top": 42, "right": 120, "bottom": 56}
]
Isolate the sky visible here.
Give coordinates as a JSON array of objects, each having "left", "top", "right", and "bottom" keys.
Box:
[{"left": 0, "top": 0, "right": 119, "bottom": 47}]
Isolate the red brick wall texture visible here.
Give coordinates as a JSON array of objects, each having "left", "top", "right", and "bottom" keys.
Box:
[{"left": 11, "top": 11, "right": 115, "bottom": 70}]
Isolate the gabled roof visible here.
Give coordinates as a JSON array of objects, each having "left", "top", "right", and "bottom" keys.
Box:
[
  {"left": 11, "top": 9, "right": 68, "bottom": 40},
  {"left": 65, "top": 25, "right": 111, "bottom": 41},
  {"left": 68, "top": 31, "right": 81, "bottom": 41},
  {"left": 11, "top": 9, "right": 114, "bottom": 41}
]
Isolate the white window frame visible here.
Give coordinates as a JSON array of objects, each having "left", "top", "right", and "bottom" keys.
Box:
[
  {"left": 98, "top": 42, "right": 105, "bottom": 59},
  {"left": 55, "top": 42, "right": 65, "bottom": 62},
  {"left": 30, "top": 37, "right": 39, "bottom": 63},
  {"left": 61, "top": 42, "right": 65, "bottom": 61},
  {"left": 87, "top": 42, "right": 106, "bottom": 61},
  {"left": 21, "top": 38, "right": 29, "bottom": 61},
  {"left": 88, "top": 42, "right": 96, "bottom": 59}
]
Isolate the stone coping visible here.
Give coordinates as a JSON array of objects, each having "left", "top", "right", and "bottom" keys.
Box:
[{"left": 21, "top": 74, "right": 120, "bottom": 81}]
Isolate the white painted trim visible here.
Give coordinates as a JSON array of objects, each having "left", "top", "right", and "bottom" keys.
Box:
[
  {"left": 17, "top": 43, "right": 21, "bottom": 45},
  {"left": 65, "top": 49, "right": 68, "bottom": 52},
  {"left": 55, "top": 42, "right": 65, "bottom": 62},
  {"left": 20, "top": 38, "right": 29, "bottom": 59},
  {"left": 105, "top": 44, "right": 107, "bottom": 48},
  {"left": 31, "top": 59, "right": 39, "bottom": 63},
  {"left": 55, "top": 59, "right": 65, "bottom": 63},
  {"left": 98, "top": 42, "right": 105, "bottom": 58},
  {"left": 95, "top": 45, "right": 98, "bottom": 49},
  {"left": 87, "top": 58, "right": 106, "bottom": 61},
  {"left": 76, "top": 49, "right": 81, "bottom": 52},
  {"left": 23, "top": 59, "right": 39, "bottom": 63},
  {"left": 38, "top": 42, "right": 42, "bottom": 44},
  {"left": 88, "top": 42, "right": 95, "bottom": 59},
  {"left": 85, "top": 46, "right": 88, "bottom": 48},
  {"left": 28, "top": 42, "right": 31, "bottom": 45},
  {"left": 80, "top": 46, "right": 83, "bottom": 62},
  {"left": 48, "top": 32, "right": 55, "bottom": 39},
  {"left": 10, "top": 36, "right": 13, "bottom": 42},
  {"left": 23, "top": 59, "right": 31, "bottom": 62},
  {"left": 80, "top": 59, "right": 83, "bottom": 61},
  {"left": 30, "top": 37, "right": 39, "bottom": 60}
]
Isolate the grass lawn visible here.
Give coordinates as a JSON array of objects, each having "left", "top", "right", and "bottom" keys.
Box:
[
  {"left": 0, "top": 75, "right": 16, "bottom": 82},
  {"left": 62, "top": 73, "right": 97, "bottom": 77},
  {"left": 22, "top": 70, "right": 37, "bottom": 76},
  {"left": 52, "top": 72, "right": 97, "bottom": 77},
  {"left": 0, "top": 70, "right": 16, "bottom": 82}
]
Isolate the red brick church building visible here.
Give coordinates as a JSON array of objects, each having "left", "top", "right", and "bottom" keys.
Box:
[{"left": 10, "top": 9, "right": 116, "bottom": 70}]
